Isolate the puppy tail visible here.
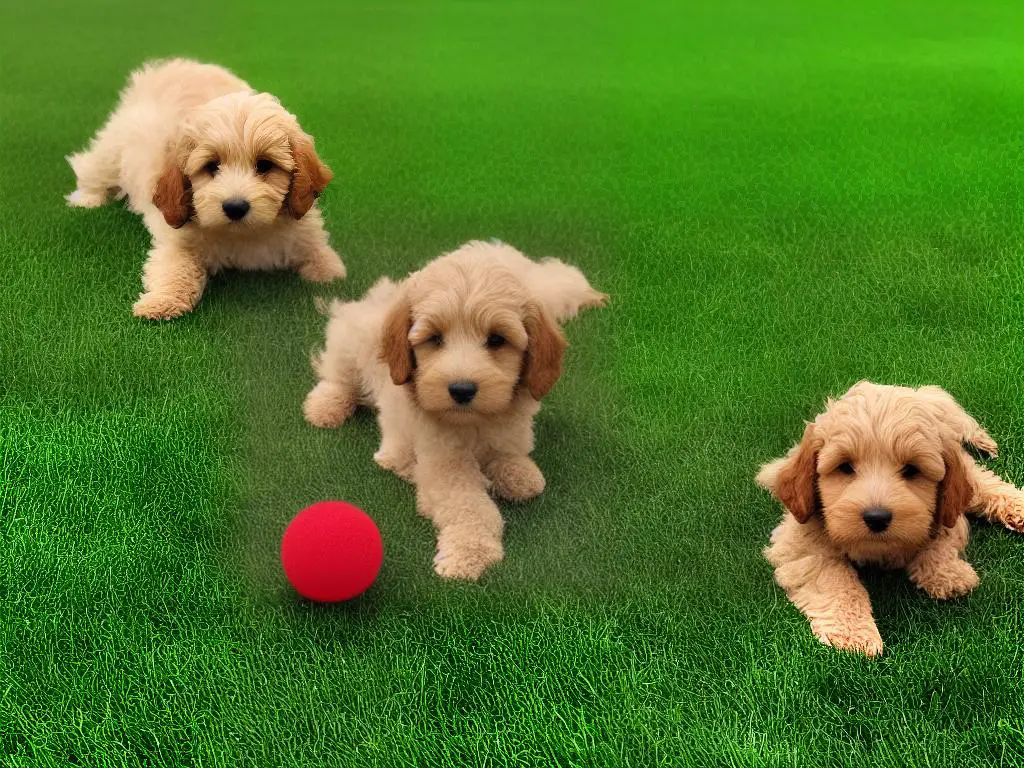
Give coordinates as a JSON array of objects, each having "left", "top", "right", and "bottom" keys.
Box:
[
  {"left": 756, "top": 459, "right": 786, "bottom": 492},
  {"left": 531, "top": 258, "right": 608, "bottom": 322}
]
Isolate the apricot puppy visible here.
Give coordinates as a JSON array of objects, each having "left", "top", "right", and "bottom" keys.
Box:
[
  {"left": 67, "top": 59, "right": 345, "bottom": 320},
  {"left": 304, "top": 240, "right": 607, "bottom": 580},
  {"left": 758, "top": 381, "right": 1024, "bottom": 656}
]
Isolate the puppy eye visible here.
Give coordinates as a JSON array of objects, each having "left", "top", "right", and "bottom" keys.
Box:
[
  {"left": 255, "top": 158, "right": 274, "bottom": 174},
  {"left": 203, "top": 160, "right": 220, "bottom": 176},
  {"left": 836, "top": 462, "right": 855, "bottom": 476},
  {"left": 427, "top": 334, "right": 443, "bottom": 347},
  {"left": 485, "top": 334, "right": 506, "bottom": 349},
  {"left": 902, "top": 464, "right": 921, "bottom": 479}
]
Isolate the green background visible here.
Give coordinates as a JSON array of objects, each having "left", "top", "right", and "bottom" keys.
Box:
[{"left": 2, "top": 1, "right": 1023, "bottom": 765}]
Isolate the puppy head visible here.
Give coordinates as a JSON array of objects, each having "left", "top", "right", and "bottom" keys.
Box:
[
  {"left": 153, "top": 92, "right": 331, "bottom": 230},
  {"left": 381, "top": 248, "right": 567, "bottom": 422},
  {"left": 763, "top": 382, "right": 978, "bottom": 555}
]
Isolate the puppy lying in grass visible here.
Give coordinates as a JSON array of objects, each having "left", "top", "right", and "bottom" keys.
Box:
[
  {"left": 304, "top": 240, "right": 607, "bottom": 580},
  {"left": 67, "top": 58, "right": 344, "bottom": 320},
  {"left": 758, "top": 381, "right": 1024, "bottom": 656}
]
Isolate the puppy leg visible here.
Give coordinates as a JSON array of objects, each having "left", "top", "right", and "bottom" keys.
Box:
[
  {"left": 66, "top": 136, "right": 121, "bottom": 208},
  {"left": 290, "top": 215, "right": 346, "bottom": 283},
  {"left": 485, "top": 455, "right": 545, "bottom": 502},
  {"left": 415, "top": 453, "right": 504, "bottom": 581},
  {"left": 133, "top": 245, "right": 207, "bottom": 321},
  {"left": 967, "top": 464, "right": 1024, "bottom": 532},
  {"left": 373, "top": 407, "right": 415, "bottom": 483},
  {"left": 765, "top": 519, "right": 883, "bottom": 656},
  {"left": 907, "top": 519, "right": 978, "bottom": 600}
]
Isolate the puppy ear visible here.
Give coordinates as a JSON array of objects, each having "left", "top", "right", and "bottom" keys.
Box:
[
  {"left": 768, "top": 423, "right": 820, "bottom": 523},
  {"left": 936, "top": 443, "right": 976, "bottom": 528},
  {"left": 521, "top": 301, "right": 567, "bottom": 400},
  {"left": 380, "top": 294, "right": 415, "bottom": 386},
  {"left": 286, "top": 134, "right": 333, "bottom": 219},
  {"left": 152, "top": 154, "right": 192, "bottom": 229}
]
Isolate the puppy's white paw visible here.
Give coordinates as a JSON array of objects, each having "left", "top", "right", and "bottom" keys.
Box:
[
  {"left": 298, "top": 248, "right": 346, "bottom": 283},
  {"left": 433, "top": 535, "right": 503, "bottom": 581},
  {"left": 132, "top": 292, "right": 193, "bottom": 321},
  {"left": 812, "top": 621, "right": 884, "bottom": 657},
  {"left": 65, "top": 189, "right": 106, "bottom": 208},
  {"left": 303, "top": 381, "right": 354, "bottom": 428}
]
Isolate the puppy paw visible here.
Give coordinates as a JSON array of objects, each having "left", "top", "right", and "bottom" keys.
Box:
[
  {"left": 132, "top": 292, "right": 193, "bottom": 321},
  {"left": 486, "top": 456, "right": 546, "bottom": 501},
  {"left": 65, "top": 189, "right": 107, "bottom": 208},
  {"left": 373, "top": 448, "right": 415, "bottom": 483},
  {"left": 298, "top": 248, "right": 346, "bottom": 283},
  {"left": 915, "top": 559, "right": 979, "bottom": 600},
  {"left": 433, "top": 532, "right": 503, "bottom": 581},
  {"left": 812, "top": 622, "right": 884, "bottom": 657},
  {"left": 1000, "top": 497, "right": 1024, "bottom": 533},
  {"left": 303, "top": 381, "right": 355, "bottom": 428}
]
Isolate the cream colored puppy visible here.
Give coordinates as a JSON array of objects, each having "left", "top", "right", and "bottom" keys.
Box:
[
  {"left": 758, "top": 382, "right": 1024, "bottom": 656},
  {"left": 67, "top": 59, "right": 345, "bottom": 320},
  {"left": 304, "top": 240, "right": 607, "bottom": 580}
]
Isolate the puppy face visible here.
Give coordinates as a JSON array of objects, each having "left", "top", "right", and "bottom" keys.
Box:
[
  {"left": 768, "top": 382, "right": 976, "bottom": 557},
  {"left": 381, "top": 251, "right": 566, "bottom": 423},
  {"left": 153, "top": 92, "right": 331, "bottom": 230}
]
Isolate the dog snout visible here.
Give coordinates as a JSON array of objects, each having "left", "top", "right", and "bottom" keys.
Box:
[
  {"left": 862, "top": 506, "right": 893, "bottom": 533},
  {"left": 222, "top": 198, "right": 251, "bottom": 221},
  {"left": 447, "top": 381, "right": 478, "bottom": 405}
]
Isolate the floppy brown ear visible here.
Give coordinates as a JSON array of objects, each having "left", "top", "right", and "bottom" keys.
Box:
[
  {"left": 772, "top": 423, "right": 821, "bottom": 523},
  {"left": 522, "top": 301, "right": 567, "bottom": 400},
  {"left": 380, "top": 295, "right": 415, "bottom": 385},
  {"left": 936, "top": 443, "right": 976, "bottom": 528},
  {"left": 286, "top": 135, "right": 333, "bottom": 219},
  {"left": 152, "top": 155, "right": 192, "bottom": 229}
]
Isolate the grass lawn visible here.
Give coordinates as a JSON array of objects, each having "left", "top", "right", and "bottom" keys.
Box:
[{"left": 3, "top": 0, "right": 1024, "bottom": 764}]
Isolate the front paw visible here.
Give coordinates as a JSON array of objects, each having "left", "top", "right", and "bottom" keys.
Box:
[
  {"left": 915, "top": 559, "right": 980, "bottom": 600},
  {"left": 373, "top": 448, "right": 415, "bottom": 483},
  {"left": 298, "top": 248, "right": 346, "bottom": 283},
  {"left": 433, "top": 529, "right": 503, "bottom": 581},
  {"left": 133, "top": 292, "right": 193, "bottom": 321},
  {"left": 811, "top": 620, "right": 884, "bottom": 657},
  {"left": 486, "top": 456, "right": 545, "bottom": 502},
  {"left": 1000, "top": 497, "right": 1024, "bottom": 533}
]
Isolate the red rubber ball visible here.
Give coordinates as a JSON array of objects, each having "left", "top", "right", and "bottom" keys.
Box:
[{"left": 281, "top": 501, "right": 383, "bottom": 602}]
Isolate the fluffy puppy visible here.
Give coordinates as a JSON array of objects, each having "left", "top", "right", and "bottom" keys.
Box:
[
  {"left": 758, "top": 381, "right": 1024, "bottom": 656},
  {"left": 304, "top": 240, "right": 607, "bottom": 580},
  {"left": 66, "top": 59, "right": 345, "bottom": 320}
]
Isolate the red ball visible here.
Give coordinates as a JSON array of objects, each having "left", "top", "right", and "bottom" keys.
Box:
[{"left": 281, "top": 501, "right": 383, "bottom": 602}]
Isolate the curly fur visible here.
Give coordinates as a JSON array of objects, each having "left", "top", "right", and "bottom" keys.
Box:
[
  {"left": 757, "top": 381, "right": 1024, "bottom": 656},
  {"left": 304, "top": 240, "right": 607, "bottom": 580},
  {"left": 66, "top": 59, "right": 345, "bottom": 320}
]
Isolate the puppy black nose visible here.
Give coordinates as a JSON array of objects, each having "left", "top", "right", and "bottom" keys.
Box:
[
  {"left": 863, "top": 506, "right": 893, "bottom": 533},
  {"left": 222, "top": 199, "right": 250, "bottom": 221},
  {"left": 448, "top": 381, "right": 478, "bottom": 405}
]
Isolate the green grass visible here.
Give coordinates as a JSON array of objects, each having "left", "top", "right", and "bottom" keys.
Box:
[{"left": 3, "top": 0, "right": 1024, "bottom": 765}]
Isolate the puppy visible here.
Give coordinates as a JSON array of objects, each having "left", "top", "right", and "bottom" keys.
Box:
[
  {"left": 304, "top": 240, "right": 607, "bottom": 580},
  {"left": 66, "top": 59, "right": 345, "bottom": 320},
  {"left": 758, "top": 381, "right": 1024, "bottom": 656}
]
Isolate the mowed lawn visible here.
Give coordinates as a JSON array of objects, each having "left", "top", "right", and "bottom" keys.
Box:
[{"left": 3, "top": 0, "right": 1024, "bottom": 765}]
